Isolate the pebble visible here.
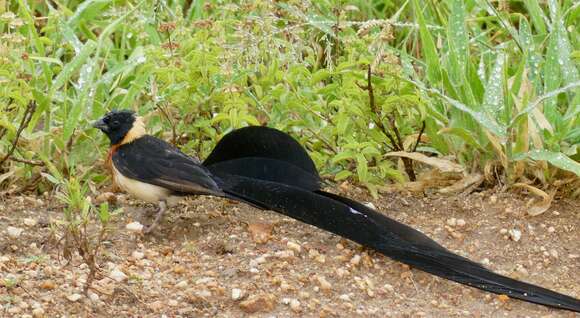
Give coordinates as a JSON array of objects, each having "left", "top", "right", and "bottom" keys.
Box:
[
  {"left": 364, "top": 202, "right": 376, "bottom": 209},
  {"left": 383, "top": 284, "right": 394, "bottom": 292},
  {"left": 110, "top": 268, "right": 128, "bottom": 282},
  {"left": 274, "top": 250, "right": 294, "bottom": 259},
  {"left": 350, "top": 254, "right": 361, "bottom": 266},
  {"left": 446, "top": 218, "right": 457, "bottom": 227},
  {"left": 287, "top": 241, "right": 302, "bottom": 253},
  {"left": 456, "top": 219, "right": 466, "bottom": 227},
  {"left": 175, "top": 280, "right": 188, "bottom": 289},
  {"left": 67, "top": 293, "right": 82, "bottom": 302},
  {"left": 88, "top": 292, "right": 100, "bottom": 302},
  {"left": 7, "top": 226, "right": 23, "bottom": 239},
  {"left": 289, "top": 298, "right": 301, "bottom": 312},
  {"left": 239, "top": 294, "right": 275, "bottom": 313},
  {"left": 131, "top": 251, "right": 144, "bottom": 260},
  {"left": 339, "top": 294, "right": 351, "bottom": 301},
  {"left": 39, "top": 280, "right": 56, "bottom": 290},
  {"left": 481, "top": 258, "right": 491, "bottom": 266},
  {"left": 231, "top": 288, "right": 243, "bottom": 300},
  {"left": 32, "top": 308, "right": 44, "bottom": 318},
  {"left": 168, "top": 299, "right": 178, "bottom": 307},
  {"left": 499, "top": 228, "right": 508, "bottom": 234},
  {"left": 490, "top": 195, "right": 497, "bottom": 204},
  {"left": 508, "top": 229, "right": 521, "bottom": 242},
  {"left": 547, "top": 226, "right": 555, "bottom": 233},
  {"left": 23, "top": 218, "right": 37, "bottom": 227},
  {"left": 125, "top": 222, "right": 144, "bottom": 233},
  {"left": 317, "top": 275, "right": 332, "bottom": 291}
]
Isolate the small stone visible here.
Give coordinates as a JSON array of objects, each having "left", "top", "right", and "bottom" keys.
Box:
[
  {"left": 168, "top": 299, "right": 178, "bottom": 307},
  {"left": 317, "top": 275, "right": 332, "bottom": 291},
  {"left": 88, "top": 292, "right": 99, "bottom": 302},
  {"left": 456, "top": 219, "right": 466, "bottom": 227},
  {"left": 287, "top": 241, "right": 302, "bottom": 253},
  {"left": 274, "top": 250, "right": 294, "bottom": 259},
  {"left": 289, "top": 298, "right": 301, "bottom": 312},
  {"left": 499, "top": 228, "right": 508, "bottom": 234},
  {"left": 383, "top": 284, "right": 394, "bottom": 292},
  {"left": 39, "top": 280, "right": 56, "bottom": 290},
  {"left": 339, "top": 294, "right": 351, "bottom": 301},
  {"left": 550, "top": 249, "right": 559, "bottom": 259},
  {"left": 231, "top": 288, "right": 243, "bottom": 300},
  {"left": 350, "top": 254, "right": 361, "bottom": 266},
  {"left": 336, "top": 243, "right": 344, "bottom": 250},
  {"left": 490, "top": 195, "right": 498, "bottom": 204},
  {"left": 175, "top": 280, "right": 188, "bottom": 289},
  {"left": 7, "top": 226, "right": 23, "bottom": 239},
  {"left": 508, "top": 229, "right": 521, "bottom": 242},
  {"left": 32, "top": 308, "right": 45, "bottom": 318},
  {"left": 23, "top": 218, "right": 37, "bottom": 227},
  {"left": 131, "top": 251, "right": 144, "bottom": 260},
  {"left": 247, "top": 223, "right": 274, "bottom": 244},
  {"left": 446, "top": 218, "right": 457, "bottom": 227},
  {"left": 110, "top": 268, "right": 127, "bottom": 282},
  {"left": 481, "top": 258, "right": 491, "bottom": 266},
  {"left": 67, "top": 293, "right": 82, "bottom": 302},
  {"left": 239, "top": 294, "right": 275, "bottom": 313},
  {"left": 547, "top": 226, "right": 555, "bottom": 233},
  {"left": 125, "top": 222, "right": 144, "bottom": 233},
  {"left": 95, "top": 192, "right": 116, "bottom": 204}
]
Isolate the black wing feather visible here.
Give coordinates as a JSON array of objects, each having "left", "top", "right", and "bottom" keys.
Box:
[{"left": 113, "top": 136, "right": 223, "bottom": 196}]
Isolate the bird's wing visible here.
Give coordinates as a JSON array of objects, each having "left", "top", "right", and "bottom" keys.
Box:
[
  {"left": 208, "top": 170, "right": 580, "bottom": 312},
  {"left": 112, "top": 135, "right": 224, "bottom": 196},
  {"left": 203, "top": 126, "right": 321, "bottom": 188}
]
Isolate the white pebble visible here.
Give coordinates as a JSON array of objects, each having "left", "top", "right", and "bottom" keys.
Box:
[
  {"left": 456, "top": 219, "right": 466, "bottom": 227},
  {"left": 231, "top": 288, "right": 243, "bottom": 300},
  {"left": 364, "top": 202, "right": 376, "bottom": 209},
  {"left": 287, "top": 241, "right": 302, "bottom": 253},
  {"left": 508, "top": 229, "right": 522, "bottom": 242},
  {"left": 23, "top": 218, "right": 37, "bottom": 227},
  {"left": 125, "top": 222, "right": 144, "bottom": 233},
  {"left": 289, "top": 298, "right": 301, "bottom": 311},
  {"left": 339, "top": 294, "right": 351, "bottom": 301},
  {"left": 67, "top": 293, "right": 82, "bottom": 302},
  {"left": 446, "top": 218, "right": 457, "bottom": 227},
  {"left": 7, "top": 226, "right": 23, "bottom": 239},
  {"left": 88, "top": 292, "right": 99, "bottom": 302},
  {"left": 131, "top": 251, "right": 144, "bottom": 260},
  {"left": 175, "top": 280, "right": 188, "bottom": 289},
  {"left": 110, "top": 268, "right": 127, "bottom": 282},
  {"left": 547, "top": 226, "right": 555, "bottom": 233},
  {"left": 350, "top": 254, "right": 361, "bottom": 266}
]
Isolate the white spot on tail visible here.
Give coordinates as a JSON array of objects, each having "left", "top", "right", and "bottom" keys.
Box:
[{"left": 349, "top": 207, "right": 367, "bottom": 218}]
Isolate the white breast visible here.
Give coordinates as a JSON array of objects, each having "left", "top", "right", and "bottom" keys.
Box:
[{"left": 112, "top": 165, "right": 172, "bottom": 203}]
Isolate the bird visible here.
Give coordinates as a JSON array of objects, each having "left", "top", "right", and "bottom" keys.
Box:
[{"left": 93, "top": 109, "right": 580, "bottom": 312}]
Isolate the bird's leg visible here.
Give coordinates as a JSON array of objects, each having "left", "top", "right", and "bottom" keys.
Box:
[{"left": 143, "top": 201, "right": 167, "bottom": 234}]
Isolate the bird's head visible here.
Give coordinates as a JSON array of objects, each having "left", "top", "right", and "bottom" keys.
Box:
[{"left": 92, "top": 110, "right": 145, "bottom": 145}]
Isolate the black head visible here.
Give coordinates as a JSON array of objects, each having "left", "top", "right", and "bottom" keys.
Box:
[{"left": 92, "top": 110, "right": 137, "bottom": 145}]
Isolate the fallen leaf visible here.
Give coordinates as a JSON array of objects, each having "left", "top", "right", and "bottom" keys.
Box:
[
  {"left": 385, "top": 151, "right": 464, "bottom": 174},
  {"left": 439, "top": 173, "right": 484, "bottom": 194},
  {"left": 512, "top": 183, "right": 554, "bottom": 216}
]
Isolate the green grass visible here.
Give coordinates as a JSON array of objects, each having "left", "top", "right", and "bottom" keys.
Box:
[{"left": 0, "top": 0, "right": 579, "bottom": 198}]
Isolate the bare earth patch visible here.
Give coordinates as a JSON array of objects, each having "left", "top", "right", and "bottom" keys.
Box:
[{"left": 1, "top": 188, "right": 578, "bottom": 317}]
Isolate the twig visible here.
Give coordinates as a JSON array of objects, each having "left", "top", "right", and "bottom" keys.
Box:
[
  {"left": 0, "top": 101, "right": 36, "bottom": 167},
  {"left": 412, "top": 121, "right": 426, "bottom": 152},
  {"left": 10, "top": 156, "right": 45, "bottom": 166},
  {"left": 156, "top": 104, "right": 177, "bottom": 145}
]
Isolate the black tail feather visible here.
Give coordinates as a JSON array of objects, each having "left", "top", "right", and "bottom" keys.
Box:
[{"left": 212, "top": 171, "right": 580, "bottom": 312}]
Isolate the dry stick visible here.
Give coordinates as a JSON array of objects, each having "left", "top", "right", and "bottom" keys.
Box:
[
  {"left": 156, "top": 104, "right": 177, "bottom": 145},
  {"left": 0, "top": 101, "right": 36, "bottom": 167},
  {"left": 358, "top": 66, "right": 417, "bottom": 181},
  {"left": 10, "top": 156, "right": 44, "bottom": 166},
  {"left": 412, "top": 121, "right": 426, "bottom": 153}
]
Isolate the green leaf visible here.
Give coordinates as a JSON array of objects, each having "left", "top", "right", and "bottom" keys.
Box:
[
  {"left": 413, "top": 0, "right": 440, "bottom": 83},
  {"left": 334, "top": 170, "right": 353, "bottom": 181},
  {"left": 356, "top": 154, "right": 369, "bottom": 183},
  {"left": 50, "top": 40, "right": 97, "bottom": 95},
  {"left": 517, "top": 150, "right": 580, "bottom": 177}
]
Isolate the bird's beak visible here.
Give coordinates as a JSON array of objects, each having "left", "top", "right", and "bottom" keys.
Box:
[{"left": 92, "top": 118, "right": 109, "bottom": 132}]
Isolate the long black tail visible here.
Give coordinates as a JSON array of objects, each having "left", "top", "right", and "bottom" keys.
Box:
[{"left": 209, "top": 171, "right": 580, "bottom": 312}]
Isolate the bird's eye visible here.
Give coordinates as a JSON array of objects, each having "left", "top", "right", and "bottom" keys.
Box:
[{"left": 112, "top": 120, "right": 120, "bottom": 127}]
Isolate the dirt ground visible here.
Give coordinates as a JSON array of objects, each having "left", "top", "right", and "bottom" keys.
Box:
[{"left": 0, "top": 186, "right": 579, "bottom": 318}]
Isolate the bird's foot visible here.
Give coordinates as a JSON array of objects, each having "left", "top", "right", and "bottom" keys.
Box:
[{"left": 142, "top": 201, "right": 167, "bottom": 234}]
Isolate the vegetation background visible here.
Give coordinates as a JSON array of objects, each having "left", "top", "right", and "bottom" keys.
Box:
[{"left": 1, "top": 0, "right": 579, "bottom": 215}]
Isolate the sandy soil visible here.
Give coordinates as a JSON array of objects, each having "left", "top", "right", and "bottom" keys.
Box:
[{"left": 0, "top": 187, "right": 578, "bottom": 317}]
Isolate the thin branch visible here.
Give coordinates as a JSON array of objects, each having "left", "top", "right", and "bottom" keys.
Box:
[
  {"left": 0, "top": 101, "right": 36, "bottom": 167},
  {"left": 10, "top": 156, "right": 45, "bottom": 166},
  {"left": 412, "top": 121, "right": 426, "bottom": 152}
]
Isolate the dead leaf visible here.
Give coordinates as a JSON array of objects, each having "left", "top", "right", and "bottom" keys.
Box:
[
  {"left": 512, "top": 183, "right": 554, "bottom": 216},
  {"left": 385, "top": 151, "right": 464, "bottom": 174},
  {"left": 247, "top": 222, "right": 274, "bottom": 244},
  {"left": 439, "top": 174, "right": 484, "bottom": 194}
]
